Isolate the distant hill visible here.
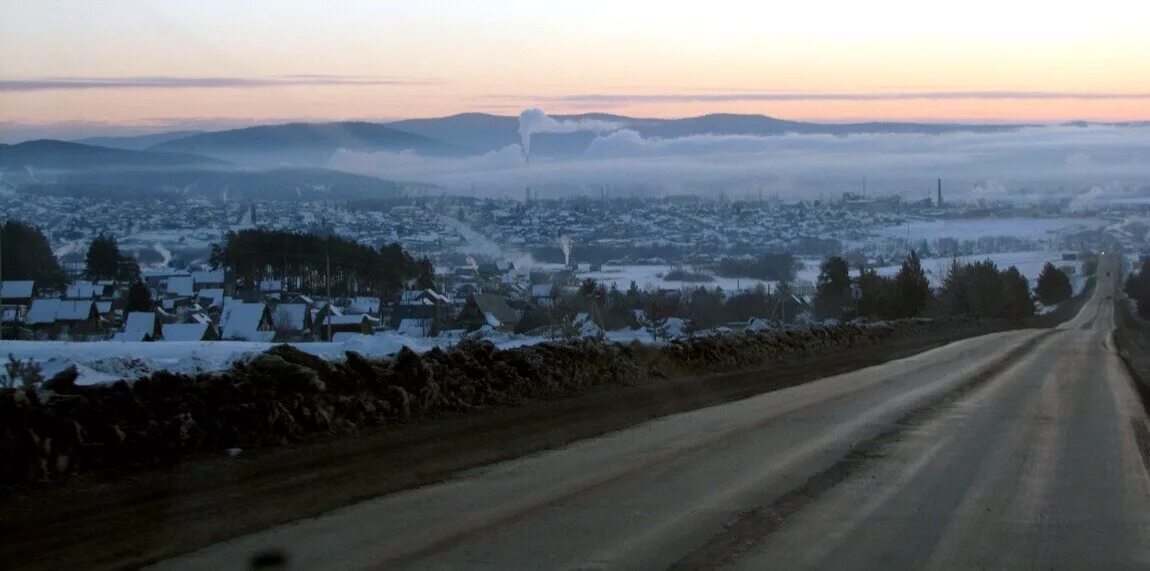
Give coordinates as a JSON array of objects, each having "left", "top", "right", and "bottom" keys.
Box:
[
  {"left": 16, "top": 113, "right": 1046, "bottom": 169},
  {"left": 72, "top": 130, "right": 207, "bottom": 151},
  {"left": 0, "top": 140, "right": 227, "bottom": 172},
  {"left": 150, "top": 121, "right": 462, "bottom": 166},
  {"left": 0, "top": 140, "right": 413, "bottom": 201},
  {"left": 20, "top": 167, "right": 410, "bottom": 201},
  {"left": 385, "top": 112, "right": 1024, "bottom": 157}
]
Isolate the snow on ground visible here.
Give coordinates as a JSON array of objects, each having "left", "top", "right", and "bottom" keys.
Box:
[
  {"left": 576, "top": 264, "right": 781, "bottom": 292},
  {"left": 0, "top": 328, "right": 670, "bottom": 386},
  {"left": 871, "top": 250, "right": 1086, "bottom": 291},
  {"left": 873, "top": 217, "right": 1108, "bottom": 243}
]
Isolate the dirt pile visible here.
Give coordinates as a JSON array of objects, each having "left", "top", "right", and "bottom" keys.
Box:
[{"left": 0, "top": 319, "right": 999, "bottom": 485}]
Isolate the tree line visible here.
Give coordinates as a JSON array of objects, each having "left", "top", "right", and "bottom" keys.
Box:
[
  {"left": 812, "top": 252, "right": 1076, "bottom": 322},
  {"left": 210, "top": 229, "right": 426, "bottom": 298}
]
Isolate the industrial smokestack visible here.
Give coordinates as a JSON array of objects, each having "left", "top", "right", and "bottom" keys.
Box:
[
  {"left": 937, "top": 178, "right": 943, "bottom": 208},
  {"left": 518, "top": 108, "right": 622, "bottom": 164}
]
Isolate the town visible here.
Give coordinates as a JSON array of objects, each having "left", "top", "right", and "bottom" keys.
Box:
[{"left": 0, "top": 184, "right": 1135, "bottom": 373}]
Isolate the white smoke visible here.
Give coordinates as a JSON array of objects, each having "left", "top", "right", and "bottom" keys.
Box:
[
  {"left": 466, "top": 256, "right": 479, "bottom": 272},
  {"left": 518, "top": 108, "right": 622, "bottom": 162},
  {"left": 558, "top": 234, "right": 573, "bottom": 266},
  {"left": 153, "top": 242, "right": 173, "bottom": 268},
  {"left": 329, "top": 123, "right": 1150, "bottom": 200}
]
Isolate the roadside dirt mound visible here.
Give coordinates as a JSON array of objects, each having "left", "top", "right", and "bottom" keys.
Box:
[{"left": 0, "top": 318, "right": 999, "bottom": 485}]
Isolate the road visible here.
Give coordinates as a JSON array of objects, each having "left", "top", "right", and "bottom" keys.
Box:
[{"left": 157, "top": 259, "right": 1150, "bottom": 570}]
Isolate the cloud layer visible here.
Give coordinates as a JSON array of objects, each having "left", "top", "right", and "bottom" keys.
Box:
[
  {"left": 0, "top": 75, "right": 437, "bottom": 91},
  {"left": 328, "top": 124, "right": 1150, "bottom": 200}
]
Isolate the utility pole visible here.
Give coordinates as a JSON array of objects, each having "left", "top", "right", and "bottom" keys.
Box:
[{"left": 325, "top": 248, "right": 332, "bottom": 342}]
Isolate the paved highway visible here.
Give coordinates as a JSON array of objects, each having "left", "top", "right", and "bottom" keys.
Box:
[{"left": 158, "top": 258, "right": 1150, "bottom": 569}]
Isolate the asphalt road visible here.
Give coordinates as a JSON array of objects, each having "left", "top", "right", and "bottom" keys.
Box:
[{"left": 157, "top": 258, "right": 1150, "bottom": 570}]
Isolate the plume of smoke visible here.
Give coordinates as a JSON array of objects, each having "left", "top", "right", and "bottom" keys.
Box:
[
  {"left": 557, "top": 234, "right": 573, "bottom": 266},
  {"left": 518, "top": 108, "right": 621, "bottom": 162},
  {"left": 153, "top": 242, "right": 173, "bottom": 268}
]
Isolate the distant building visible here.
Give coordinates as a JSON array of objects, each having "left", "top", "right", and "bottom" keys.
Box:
[
  {"left": 114, "top": 311, "right": 162, "bottom": 341},
  {"left": 162, "top": 322, "right": 219, "bottom": 342},
  {"left": 457, "top": 294, "right": 519, "bottom": 331},
  {"left": 219, "top": 302, "right": 275, "bottom": 341}
]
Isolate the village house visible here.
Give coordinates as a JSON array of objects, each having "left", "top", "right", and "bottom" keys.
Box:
[
  {"left": 0, "top": 280, "right": 36, "bottom": 306},
  {"left": 161, "top": 322, "right": 220, "bottom": 342},
  {"left": 114, "top": 311, "right": 163, "bottom": 341},
  {"left": 456, "top": 294, "right": 520, "bottom": 332},
  {"left": 319, "top": 314, "right": 374, "bottom": 340},
  {"left": 219, "top": 302, "right": 276, "bottom": 341},
  {"left": 269, "top": 303, "right": 314, "bottom": 341},
  {"left": 24, "top": 299, "right": 102, "bottom": 340}
]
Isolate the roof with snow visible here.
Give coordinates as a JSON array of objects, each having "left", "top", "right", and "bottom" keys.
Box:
[
  {"left": 113, "top": 330, "right": 150, "bottom": 342},
  {"left": 25, "top": 299, "right": 62, "bottom": 324},
  {"left": 66, "top": 282, "right": 100, "bottom": 299},
  {"left": 259, "top": 278, "right": 284, "bottom": 293},
  {"left": 162, "top": 322, "right": 214, "bottom": 342},
  {"left": 198, "top": 288, "right": 225, "bottom": 307},
  {"left": 396, "top": 318, "right": 430, "bottom": 336},
  {"left": 57, "top": 300, "right": 98, "bottom": 321},
  {"left": 191, "top": 270, "right": 225, "bottom": 285},
  {"left": 472, "top": 294, "right": 518, "bottom": 326},
  {"left": 27, "top": 299, "right": 98, "bottom": 324},
  {"left": 271, "top": 303, "right": 310, "bottom": 331},
  {"left": 0, "top": 280, "right": 35, "bottom": 299},
  {"left": 220, "top": 302, "right": 274, "bottom": 341},
  {"left": 166, "top": 276, "right": 195, "bottom": 296},
  {"left": 122, "top": 311, "right": 158, "bottom": 339},
  {"left": 327, "top": 314, "right": 372, "bottom": 326}
]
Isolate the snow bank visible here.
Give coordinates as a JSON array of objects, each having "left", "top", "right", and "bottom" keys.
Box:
[{"left": 0, "top": 326, "right": 679, "bottom": 386}]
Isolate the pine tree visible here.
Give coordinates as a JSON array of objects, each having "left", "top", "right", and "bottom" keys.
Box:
[
  {"left": 415, "top": 257, "right": 436, "bottom": 290},
  {"left": 1, "top": 220, "right": 68, "bottom": 291},
  {"left": 813, "top": 256, "right": 851, "bottom": 320},
  {"left": 124, "top": 281, "right": 154, "bottom": 313},
  {"left": 1001, "top": 266, "right": 1036, "bottom": 320},
  {"left": 1035, "top": 262, "right": 1072, "bottom": 305},
  {"left": 84, "top": 234, "right": 139, "bottom": 283},
  {"left": 892, "top": 250, "right": 932, "bottom": 318}
]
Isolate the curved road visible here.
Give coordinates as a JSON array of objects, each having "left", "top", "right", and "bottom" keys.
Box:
[{"left": 158, "top": 257, "right": 1150, "bottom": 569}]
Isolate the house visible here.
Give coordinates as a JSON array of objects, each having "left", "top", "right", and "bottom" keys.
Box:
[
  {"left": 165, "top": 275, "right": 195, "bottom": 297},
  {"left": 65, "top": 281, "right": 107, "bottom": 299},
  {"left": 456, "top": 294, "right": 519, "bottom": 331},
  {"left": 270, "top": 303, "right": 314, "bottom": 341},
  {"left": 530, "top": 283, "right": 554, "bottom": 306},
  {"left": 0, "top": 280, "right": 35, "bottom": 305},
  {"left": 396, "top": 317, "right": 434, "bottom": 336},
  {"left": 197, "top": 288, "right": 225, "bottom": 309},
  {"left": 25, "top": 299, "right": 101, "bottom": 339},
  {"left": 318, "top": 314, "right": 373, "bottom": 340},
  {"left": 259, "top": 278, "right": 284, "bottom": 294},
  {"left": 219, "top": 302, "right": 275, "bottom": 341},
  {"left": 345, "top": 296, "right": 382, "bottom": 315},
  {"left": 162, "top": 322, "right": 220, "bottom": 342},
  {"left": 191, "top": 270, "right": 225, "bottom": 290},
  {"left": 114, "top": 311, "right": 162, "bottom": 341}
]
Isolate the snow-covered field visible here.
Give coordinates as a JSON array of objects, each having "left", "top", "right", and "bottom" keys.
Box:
[
  {"left": 577, "top": 265, "right": 782, "bottom": 292},
  {"left": 874, "top": 217, "right": 1108, "bottom": 243}
]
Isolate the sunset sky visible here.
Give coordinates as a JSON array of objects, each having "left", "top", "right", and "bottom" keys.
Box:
[{"left": 2, "top": 0, "right": 1148, "bottom": 138}]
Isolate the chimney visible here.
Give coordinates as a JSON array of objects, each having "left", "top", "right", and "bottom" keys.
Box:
[{"left": 937, "top": 178, "right": 943, "bottom": 208}]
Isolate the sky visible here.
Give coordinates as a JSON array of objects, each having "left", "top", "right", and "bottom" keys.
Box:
[{"left": 2, "top": 0, "right": 1149, "bottom": 139}]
